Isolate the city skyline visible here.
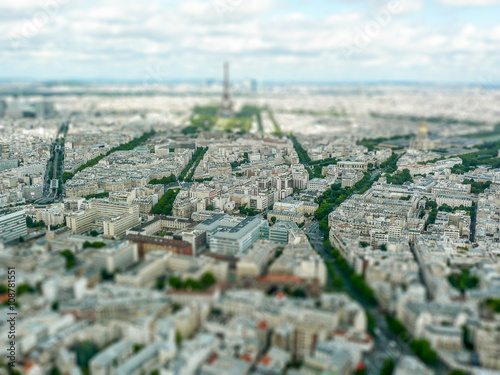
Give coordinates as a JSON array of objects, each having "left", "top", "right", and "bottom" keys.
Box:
[{"left": 2, "top": 1, "right": 500, "bottom": 374}]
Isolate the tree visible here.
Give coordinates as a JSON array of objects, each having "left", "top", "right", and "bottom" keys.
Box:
[
  {"left": 169, "top": 276, "right": 182, "bottom": 289},
  {"left": 89, "top": 230, "right": 99, "bottom": 237},
  {"left": 292, "top": 288, "right": 307, "bottom": 298},
  {"left": 72, "top": 341, "right": 99, "bottom": 373},
  {"left": 386, "top": 168, "right": 413, "bottom": 185},
  {"left": 26, "top": 217, "right": 46, "bottom": 228},
  {"left": 271, "top": 216, "right": 277, "bottom": 224},
  {"left": 84, "top": 241, "right": 106, "bottom": 249},
  {"left": 176, "top": 331, "right": 183, "bottom": 347},
  {"left": 425, "top": 200, "right": 438, "bottom": 210},
  {"left": 17, "top": 283, "right": 34, "bottom": 296},
  {"left": 151, "top": 188, "right": 180, "bottom": 215},
  {"left": 386, "top": 316, "right": 407, "bottom": 336},
  {"left": 410, "top": 339, "right": 438, "bottom": 364},
  {"left": 60, "top": 250, "right": 76, "bottom": 270},
  {"left": 184, "top": 278, "right": 202, "bottom": 290},
  {"left": 156, "top": 276, "right": 166, "bottom": 291},
  {"left": 379, "top": 358, "right": 395, "bottom": 375},
  {"left": 200, "top": 272, "right": 216, "bottom": 289},
  {"left": 485, "top": 298, "right": 500, "bottom": 313},
  {"left": 448, "top": 269, "right": 479, "bottom": 294},
  {"left": 101, "top": 269, "right": 115, "bottom": 281}
]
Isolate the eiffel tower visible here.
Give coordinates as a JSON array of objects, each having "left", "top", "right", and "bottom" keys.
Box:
[{"left": 218, "top": 62, "right": 234, "bottom": 118}]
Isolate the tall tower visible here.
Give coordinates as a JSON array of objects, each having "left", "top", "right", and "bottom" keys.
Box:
[{"left": 218, "top": 62, "right": 234, "bottom": 118}]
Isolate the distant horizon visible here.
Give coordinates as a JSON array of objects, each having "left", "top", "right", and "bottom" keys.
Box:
[{"left": 0, "top": 78, "right": 499, "bottom": 88}]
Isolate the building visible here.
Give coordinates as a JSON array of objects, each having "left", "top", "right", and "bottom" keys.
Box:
[
  {"left": 66, "top": 210, "right": 99, "bottom": 234},
  {"left": 103, "top": 214, "right": 141, "bottom": 238},
  {"left": 0, "top": 157, "right": 18, "bottom": 172},
  {"left": 0, "top": 209, "right": 27, "bottom": 243},
  {"left": 236, "top": 240, "right": 277, "bottom": 281},
  {"left": 56, "top": 276, "right": 87, "bottom": 301},
  {"left": 66, "top": 200, "right": 140, "bottom": 236},
  {"left": 435, "top": 194, "right": 472, "bottom": 208},
  {"left": 173, "top": 196, "right": 201, "bottom": 218},
  {"left": 114, "top": 342, "right": 176, "bottom": 375},
  {"left": 303, "top": 341, "right": 356, "bottom": 375},
  {"left": 65, "top": 180, "right": 99, "bottom": 197},
  {"left": 92, "top": 241, "right": 139, "bottom": 272},
  {"left": 132, "top": 195, "right": 158, "bottom": 214},
  {"left": 474, "top": 302, "right": 500, "bottom": 370},
  {"left": 409, "top": 122, "right": 435, "bottom": 151},
  {"left": 249, "top": 191, "right": 275, "bottom": 211},
  {"left": 115, "top": 257, "right": 167, "bottom": 288},
  {"left": 126, "top": 234, "right": 193, "bottom": 257},
  {"left": 195, "top": 214, "right": 267, "bottom": 256},
  {"left": 22, "top": 185, "right": 43, "bottom": 201},
  {"left": 269, "top": 220, "right": 300, "bottom": 244},
  {"left": 90, "top": 340, "right": 135, "bottom": 375},
  {"left": 292, "top": 170, "right": 310, "bottom": 190},
  {"left": 126, "top": 215, "right": 193, "bottom": 236},
  {"left": 337, "top": 161, "right": 368, "bottom": 172},
  {"left": 268, "top": 210, "right": 305, "bottom": 225},
  {"left": 269, "top": 244, "right": 327, "bottom": 287},
  {"left": 341, "top": 170, "right": 364, "bottom": 188},
  {"left": 307, "top": 178, "right": 329, "bottom": 191},
  {"left": 34, "top": 205, "right": 65, "bottom": 226}
]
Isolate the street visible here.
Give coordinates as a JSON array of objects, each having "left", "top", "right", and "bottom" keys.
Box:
[{"left": 304, "top": 222, "right": 449, "bottom": 375}]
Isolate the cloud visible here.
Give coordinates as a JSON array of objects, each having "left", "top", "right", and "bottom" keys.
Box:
[
  {"left": 0, "top": 0, "right": 499, "bottom": 82},
  {"left": 440, "top": 0, "right": 500, "bottom": 6}
]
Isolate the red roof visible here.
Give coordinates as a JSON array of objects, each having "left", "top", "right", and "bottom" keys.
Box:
[
  {"left": 240, "top": 353, "right": 253, "bottom": 363},
  {"left": 206, "top": 352, "right": 218, "bottom": 364},
  {"left": 23, "top": 361, "right": 36, "bottom": 372},
  {"left": 259, "top": 355, "right": 272, "bottom": 366},
  {"left": 275, "top": 291, "right": 287, "bottom": 299},
  {"left": 257, "top": 320, "right": 268, "bottom": 330}
]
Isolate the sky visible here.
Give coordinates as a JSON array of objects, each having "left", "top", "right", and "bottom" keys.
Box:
[{"left": 1, "top": 0, "right": 500, "bottom": 83}]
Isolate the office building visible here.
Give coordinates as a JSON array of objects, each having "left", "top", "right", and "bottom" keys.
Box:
[
  {"left": 0, "top": 209, "right": 27, "bottom": 243},
  {"left": 196, "top": 214, "right": 267, "bottom": 256},
  {"left": 92, "top": 240, "right": 139, "bottom": 272}
]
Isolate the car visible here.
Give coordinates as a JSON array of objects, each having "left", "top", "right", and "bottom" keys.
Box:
[{"left": 389, "top": 341, "right": 397, "bottom": 349}]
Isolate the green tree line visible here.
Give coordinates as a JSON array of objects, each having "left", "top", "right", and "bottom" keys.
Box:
[
  {"left": 151, "top": 188, "right": 180, "bottom": 215},
  {"left": 64, "top": 130, "right": 155, "bottom": 182}
]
